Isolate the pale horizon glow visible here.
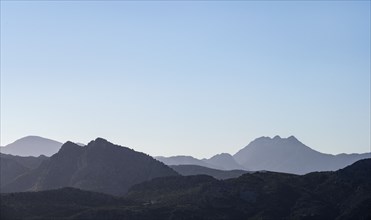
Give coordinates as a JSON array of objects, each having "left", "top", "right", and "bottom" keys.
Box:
[{"left": 1, "top": 1, "right": 370, "bottom": 158}]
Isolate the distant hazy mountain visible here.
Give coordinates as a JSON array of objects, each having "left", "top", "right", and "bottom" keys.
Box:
[
  {"left": 156, "top": 154, "right": 244, "bottom": 171},
  {"left": 171, "top": 164, "right": 249, "bottom": 180},
  {"left": 203, "top": 153, "right": 245, "bottom": 170},
  {"left": 1, "top": 138, "right": 178, "bottom": 195},
  {"left": 0, "top": 136, "right": 62, "bottom": 157},
  {"left": 155, "top": 155, "right": 219, "bottom": 169},
  {"left": 234, "top": 135, "right": 371, "bottom": 174}
]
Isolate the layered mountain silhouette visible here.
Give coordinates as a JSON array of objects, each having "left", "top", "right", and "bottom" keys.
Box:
[
  {"left": 202, "top": 153, "right": 245, "bottom": 170},
  {"left": 2, "top": 159, "right": 370, "bottom": 219},
  {"left": 1, "top": 136, "right": 370, "bottom": 219},
  {"left": 155, "top": 155, "right": 216, "bottom": 168},
  {"left": 155, "top": 153, "right": 243, "bottom": 171},
  {"left": 1, "top": 138, "right": 178, "bottom": 195},
  {"left": 170, "top": 164, "right": 249, "bottom": 180},
  {"left": 158, "top": 135, "right": 370, "bottom": 174},
  {"left": 2, "top": 135, "right": 369, "bottom": 177},
  {"left": 233, "top": 135, "right": 370, "bottom": 174},
  {"left": 0, "top": 136, "right": 62, "bottom": 157}
]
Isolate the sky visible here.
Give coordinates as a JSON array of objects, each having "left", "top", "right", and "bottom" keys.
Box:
[{"left": 1, "top": 1, "right": 370, "bottom": 158}]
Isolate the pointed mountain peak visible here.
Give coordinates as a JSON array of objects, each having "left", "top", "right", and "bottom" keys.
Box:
[
  {"left": 86, "top": 137, "right": 111, "bottom": 148},
  {"left": 90, "top": 137, "right": 109, "bottom": 144},
  {"left": 57, "top": 141, "right": 82, "bottom": 154},
  {"left": 206, "top": 152, "right": 244, "bottom": 170},
  {"left": 287, "top": 135, "right": 298, "bottom": 141},
  {"left": 61, "top": 141, "right": 80, "bottom": 148},
  {"left": 94, "top": 137, "right": 108, "bottom": 143}
]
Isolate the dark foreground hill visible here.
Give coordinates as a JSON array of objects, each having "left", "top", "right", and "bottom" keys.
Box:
[
  {"left": 1, "top": 159, "right": 370, "bottom": 220},
  {"left": 1, "top": 138, "right": 178, "bottom": 195}
]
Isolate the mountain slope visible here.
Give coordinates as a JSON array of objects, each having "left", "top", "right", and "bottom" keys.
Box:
[
  {"left": 0, "top": 153, "right": 48, "bottom": 187},
  {"left": 233, "top": 135, "right": 370, "bottom": 174},
  {"left": 1, "top": 138, "right": 178, "bottom": 195},
  {"left": 0, "top": 156, "right": 29, "bottom": 187},
  {"left": 0, "top": 153, "right": 48, "bottom": 170},
  {"left": 0, "top": 136, "right": 62, "bottom": 157}
]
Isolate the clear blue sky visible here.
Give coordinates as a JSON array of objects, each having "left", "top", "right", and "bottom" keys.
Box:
[{"left": 1, "top": 1, "right": 370, "bottom": 158}]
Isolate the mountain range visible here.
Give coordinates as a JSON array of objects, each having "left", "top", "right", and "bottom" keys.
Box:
[
  {"left": 1, "top": 136, "right": 370, "bottom": 219},
  {"left": 2, "top": 159, "right": 370, "bottom": 219},
  {"left": 1, "top": 138, "right": 178, "bottom": 195},
  {"left": 1, "top": 135, "right": 370, "bottom": 176},
  {"left": 158, "top": 135, "right": 370, "bottom": 174}
]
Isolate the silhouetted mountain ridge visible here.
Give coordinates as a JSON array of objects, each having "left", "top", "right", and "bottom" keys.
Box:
[{"left": 1, "top": 138, "right": 178, "bottom": 195}]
